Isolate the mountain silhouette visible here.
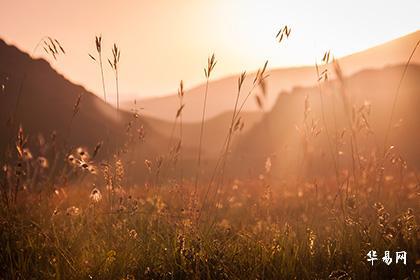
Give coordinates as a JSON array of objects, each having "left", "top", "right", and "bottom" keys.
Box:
[
  {"left": 0, "top": 39, "right": 259, "bottom": 182},
  {"left": 0, "top": 39, "right": 168, "bottom": 181}
]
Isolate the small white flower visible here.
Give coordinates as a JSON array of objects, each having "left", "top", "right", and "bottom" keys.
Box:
[
  {"left": 37, "top": 157, "right": 48, "bottom": 168},
  {"left": 89, "top": 188, "right": 102, "bottom": 203},
  {"left": 66, "top": 206, "right": 81, "bottom": 216}
]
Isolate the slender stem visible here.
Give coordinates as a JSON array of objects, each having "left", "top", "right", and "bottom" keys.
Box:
[
  {"left": 99, "top": 53, "right": 107, "bottom": 102},
  {"left": 199, "top": 74, "right": 259, "bottom": 224},
  {"left": 194, "top": 77, "right": 210, "bottom": 194},
  {"left": 215, "top": 85, "right": 242, "bottom": 194},
  {"left": 377, "top": 39, "right": 420, "bottom": 196},
  {"left": 315, "top": 66, "right": 340, "bottom": 187},
  {"left": 382, "top": 39, "right": 419, "bottom": 153},
  {"left": 204, "top": 84, "right": 242, "bottom": 226},
  {"left": 179, "top": 95, "right": 184, "bottom": 186},
  {"left": 115, "top": 67, "right": 119, "bottom": 110}
]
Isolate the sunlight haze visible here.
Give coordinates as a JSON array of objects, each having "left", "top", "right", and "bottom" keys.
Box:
[{"left": 1, "top": 0, "right": 419, "bottom": 101}]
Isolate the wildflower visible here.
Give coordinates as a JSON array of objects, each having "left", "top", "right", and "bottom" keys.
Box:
[
  {"left": 88, "top": 165, "right": 97, "bottom": 175},
  {"left": 90, "top": 188, "right": 102, "bottom": 203},
  {"left": 78, "top": 159, "right": 90, "bottom": 170},
  {"left": 37, "top": 157, "right": 48, "bottom": 168},
  {"left": 129, "top": 229, "right": 138, "bottom": 239},
  {"left": 68, "top": 154, "right": 76, "bottom": 164},
  {"left": 79, "top": 160, "right": 89, "bottom": 169},
  {"left": 76, "top": 147, "right": 89, "bottom": 160},
  {"left": 66, "top": 206, "right": 81, "bottom": 216}
]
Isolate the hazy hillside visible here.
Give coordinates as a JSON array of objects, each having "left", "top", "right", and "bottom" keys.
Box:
[
  {"left": 0, "top": 38, "right": 264, "bottom": 182},
  {"left": 144, "top": 111, "right": 262, "bottom": 158},
  {"left": 126, "top": 30, "right": 420, "bottom": 122},
  {"left": 232, "top": 64, "right": 420, "bottom": 178},
  {"left": 0, "top": 39, "right": 168, "bottom": 180},
  {"left": 1, "top": 37, "right": 419, "bottom": 182}
]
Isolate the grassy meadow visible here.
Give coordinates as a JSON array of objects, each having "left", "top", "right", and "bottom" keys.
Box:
[{"left": 0, "top": 34, "right": 419, "bottom": 280}]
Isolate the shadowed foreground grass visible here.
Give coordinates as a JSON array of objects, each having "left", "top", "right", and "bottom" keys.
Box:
[{"left": 0, "top": 172, "right": 418, "bottom": 279}]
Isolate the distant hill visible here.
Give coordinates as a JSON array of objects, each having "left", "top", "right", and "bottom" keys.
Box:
[
  {"left": 1, "top": 37, "right": 419, "bottom": 184},
  {"left": 0, "top": 39, "right": 168, "bottom": 181},
  {"left": 125, "top": 30, "right": 420, "bottom": 122},
  {"left": 232, "top": 64, "right": 420, "bottom": 178},
  {"left": 0, "top": 38, "right": 263, "bottom": 183},
  {"left": 144, "top": 111, "right": 262, "bottom": 158}
]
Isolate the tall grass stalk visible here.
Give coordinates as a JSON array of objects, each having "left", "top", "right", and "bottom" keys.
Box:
[
  {"left": 193, "top": 54, "right": 216, "bottom": 196},
  {"left": 378, "top": 39, "right": 420, "bottom": 196},
  {"left": 89, "top": 35, "right": 107, "bottom": 103},
  {"left": 177, "top": 81, "right": 185, "bottom": 185},
  {"left": 109, "top": 43, "right": 121, "bottom": 110},
  {"left": 199, "top": 62, "right": 268, "bottom": 225},
  {"left": 315, "top": 58, "right": 341, "bottom": 200}
]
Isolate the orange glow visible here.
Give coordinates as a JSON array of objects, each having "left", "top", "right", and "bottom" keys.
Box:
[{"left": 1, "top": 0, "right": 419, "bottom": 101}]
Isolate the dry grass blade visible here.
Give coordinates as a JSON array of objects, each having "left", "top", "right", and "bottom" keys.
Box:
[
  {"left": 178, "top": 80, "right": 184, "bottom": 97},
  {"left": 72, "top": 92, "right": 83, "bottom": 117},
  {"left": 109, "top": 43, "right": 121, "bottom": 109},
  {"left": 204, "top": 53, "right": 217, "bottom": 79},
  {"left": 276, "top": 25, "right": 292, "bottom": 43},
  {"left": 238, "top": 71, "right": 246, "bottom": 92},
  {"left": 40, "top": 37, "right": 65, "bottom": 60},
  {"left": 88, "top": 54, "right": 96, "bottom": 61},
  {"left": 92, "top": 34, "right": 107, "bottom": 102},
  {"left": 95, "top": 35, "right": 102, "bottom": 52},
  {"left": 92, "top": 141, "right": 103, "bottom": 159},
  {"left": 176, "top": 104, "right": 185, "bottom": 118}
]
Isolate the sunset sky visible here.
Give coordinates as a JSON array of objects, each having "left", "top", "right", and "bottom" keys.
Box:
[{"left": 1, "top": 0, "right": 419, "bottom": 101}]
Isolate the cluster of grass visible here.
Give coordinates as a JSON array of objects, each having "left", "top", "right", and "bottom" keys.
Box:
[
  {"left": 0, "top": 167, "right": 418, "bottom": 279},
  {"left": 0, "top": 32, "right": 419, "bottom": 279}
]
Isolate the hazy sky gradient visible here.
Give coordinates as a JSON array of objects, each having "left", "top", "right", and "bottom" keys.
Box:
[{"left": 1, "top": 0, "right": 419, "bottom": 101}]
